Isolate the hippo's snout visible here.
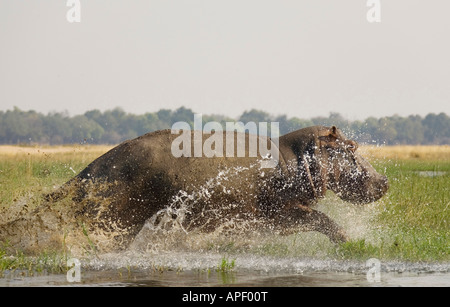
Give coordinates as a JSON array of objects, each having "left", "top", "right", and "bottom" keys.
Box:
[
  {"left": 372, "top": 174, "right": 389, "bottom": 199},
  {"left": 359, "top": 173, "right": 389, "bottom": 204}
]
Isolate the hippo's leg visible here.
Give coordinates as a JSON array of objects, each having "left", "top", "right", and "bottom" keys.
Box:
[{"left": 275, "top": 205, "right": 348, "bottom": 243}]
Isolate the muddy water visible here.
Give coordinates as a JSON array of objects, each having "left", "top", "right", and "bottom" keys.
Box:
[{"left": 1, "top": 257, "right": 448, "bottom": 287}]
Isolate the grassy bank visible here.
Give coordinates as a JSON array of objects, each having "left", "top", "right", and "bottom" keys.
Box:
[
  {"left": 0, "top": 144, "right": 449, "bottom": 274},
  {"left": 336, "top": 147, "right": 449, "bottom": 261},
  {"left": 0, "top": 145, "right": 112, "bottom": 208}
]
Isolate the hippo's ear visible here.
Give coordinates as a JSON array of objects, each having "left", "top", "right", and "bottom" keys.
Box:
[
  {"left": 344, "top": 140, "right": 358, "bottom": 152},
  {"left": 318, "top": 126, "right": 339, "bottom": 146}
]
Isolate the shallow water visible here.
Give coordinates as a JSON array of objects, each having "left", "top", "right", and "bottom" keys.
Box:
[
  {"left": 1, "top": 249, "right": 448, "bottom": 287},
  {"left": 1, "top": 264, "right": 448, "bottom": 287}
]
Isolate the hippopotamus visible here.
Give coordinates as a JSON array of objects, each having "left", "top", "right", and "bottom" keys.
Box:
[{"left": 45, "top": 125, "right": 388, "bottom": 245}]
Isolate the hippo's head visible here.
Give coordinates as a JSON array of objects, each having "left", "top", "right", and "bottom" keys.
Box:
[{"left": 317, "top": 126, "right": 389, "bottom": 204}]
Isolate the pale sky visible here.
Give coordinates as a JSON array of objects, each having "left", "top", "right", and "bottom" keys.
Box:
[{"left": 0, "top": 0, "right": 449, "bottom": 120}]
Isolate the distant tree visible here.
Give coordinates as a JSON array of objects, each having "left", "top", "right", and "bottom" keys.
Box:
[
  {"left": 239, "top": 109, "right": 272, "bottom": 124},
  {"left": 71, "top": 115, "right": 105, "bottom": 143},
  {"left": 84, "top": 109, "right": 103, "bottom": 123},
  {"left": 359, "top": 117, "right": 380, "bottom": 145},
  {"left": 43, "top": 112, "right": 72, "bottom": 144},
  {"left": 394, "top": 115, "right": 424, "bottom": 145},
  {"left": 0, "top": 111, "right": 5, "bottom": 143},
  {"left": 287, "top": 117, "right": 314, "bottom": 131},
  {"left": 0, "top": 106, "right": 449, "bottom": 145},
  {"left": 0, "top": 107, "right": 44, "bottom": 143},
  {"left": 422, "top": 113, "right": 450, "bottom": 144},
  {"left": 172, "top": 107, "right": 195, "bottom": 127},
  {"left": 376, "top": 117, "right": 398, "bottom": 145},
  {"left": 311, "top": 113, "right": 347, "bottom": 128},
  {"left": 133, "top": 113, "right": 155, "bottom": 136},
  {"left": 156, "top": 109, "right": 172, "bottom": 125},
  {"left": 274, "top": 115, "right": 313, "bottom": 135}
]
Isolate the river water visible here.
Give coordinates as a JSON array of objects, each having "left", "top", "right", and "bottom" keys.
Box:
[
  {"left": 1, "top": 252, "right": 448, "bottom": 287},
  {"left": 1, "top": 267, "right": 448, "bottom": 287}
]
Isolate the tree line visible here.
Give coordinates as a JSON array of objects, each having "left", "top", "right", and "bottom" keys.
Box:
[{"left": 0, "top": 106, "right": 449, "bottom": 145}]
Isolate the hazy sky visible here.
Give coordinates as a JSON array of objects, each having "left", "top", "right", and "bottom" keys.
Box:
[{"left": 1, "top": 0, "right": 449, "bottom": 120}]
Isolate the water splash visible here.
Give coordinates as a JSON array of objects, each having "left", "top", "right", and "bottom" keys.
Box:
[
  {"left": 0, "top": 180, "right": 132, "bottom": 255},
  {"left": 0, "top": 157, "right": 379, "bottom": 256}
]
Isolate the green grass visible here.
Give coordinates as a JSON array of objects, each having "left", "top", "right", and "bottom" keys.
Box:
[
  {"left": 217, "top": 257, "right": 236, "bottom": 273},
  {"left": 336, "top": 159, "right": 449, "bottom": 261},
  {"left": 0, "top": 146, "right": 105, "bottom": 207},
  {"left": 0, "top": 146, "right": 105, "bottom": 275},
  {"left": 0, "top": 241, "right": 69, "bottom": 277}
]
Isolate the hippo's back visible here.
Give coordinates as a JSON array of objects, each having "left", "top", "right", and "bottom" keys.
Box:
[{"left": 78, "top": 129, "right": 279, "bottom": 190}]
